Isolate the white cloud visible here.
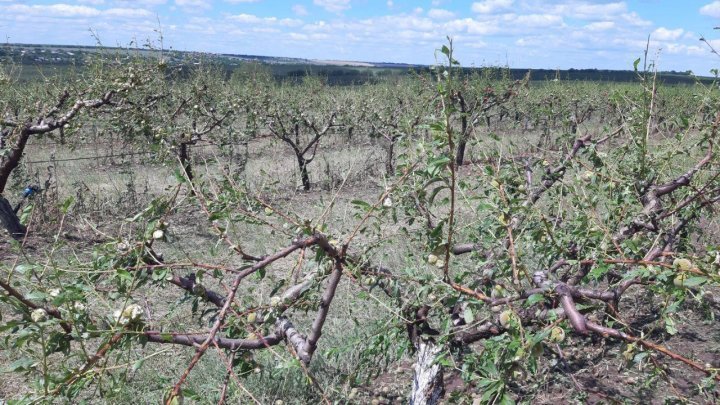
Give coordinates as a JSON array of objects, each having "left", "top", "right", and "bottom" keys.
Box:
[
  {"left": 513, "top": 14, "right": 562, "bottom": 28},
  {"left": 570, "top": 1, "right": 626, "bottom": 18},
  {"left": 471, "top": 0, "right": 513, "bottom": 14},
  {"left": 428, "top": 8, "right": 455, "bottom": 20},
  {"left": 225, "top": 0, "right": 262, "bottom": 3},
  {"left": 78, "top": 0, "right": 105, "bottom": 4},
  {"left": 314, "top": 0, "right": 351, "bottom": 13},
  {"left": 175, "top": 0, "right": 210, "bottom": 10},
  {"left": 444, "top": 18, "right": 498, "bottom": 35},
  {"left": 116, "top": 0, "right": 167, "bottom": 6},
  {"left": 105, "top": 8, "right": 154, "bottom": 18},
  {"left": 228, "top": 13, "right": 303, "bottom": 27},
  {"left": 652, "top": 27, "right": 684, "bottom": 41},
  {"left": 289, "top": 32, "right": 308, "bottom": 41},
  {"left": 292, "top": 4, "right": 308, "bottom": 16},
  {"left": 540, "top": 1, "right": 627, "bottom": 21},
  {"left": 619, "top": 12, "right": 651, "bottom": 27},
  {"left": 662, "top": 43, "right": 707, "bottom": 57},
  {"left": 700, "top": 1, "right": 720, "bottom": 17},
  {"left": 585, "top": 21, "right": 614, "bottom": 31},
  {"left": 2, "top": 4, "right": 101, "bottom": 17}
]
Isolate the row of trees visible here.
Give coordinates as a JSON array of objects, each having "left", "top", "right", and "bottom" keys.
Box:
[{"left": 1, "top": 42, "right": 720, "bottom": 403}]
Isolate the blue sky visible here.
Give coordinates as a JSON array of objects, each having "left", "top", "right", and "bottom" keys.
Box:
[{"left": 1, "top": 1, "right": 720, "bottom": 73}]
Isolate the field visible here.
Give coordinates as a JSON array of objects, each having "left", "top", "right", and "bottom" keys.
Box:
[{"left": 2, "top": 45, "right": 720, "bottom": 404}]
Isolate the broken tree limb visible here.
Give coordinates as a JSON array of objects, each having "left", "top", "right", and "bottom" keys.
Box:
[{"left": 410, "top": 339, "right": 444, "bottom": 405}]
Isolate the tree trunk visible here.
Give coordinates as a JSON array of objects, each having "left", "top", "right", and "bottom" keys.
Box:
[
  {"left": 385, "top": 138, "right": 395, "bottom": 176},
  {"left": 0, "top": 129, "right": 31, "bottom": 194},
  {"left": 409, "top": 340, "right": 444, "bottom": 405},
  {"left": 298, "top": 156, "right": 311, "bottom": 191},
  {"left": 0, "top": 195, "right": 26, "bottom": 240},
  {"left": 455, "top": 93, "right": 469, "bottom": 167},
  {"left": 455, "top": 141, "right": 467, "bottom": 167},
  {"left": 179, "top": 142, "right": 193, "bottom": 182}
]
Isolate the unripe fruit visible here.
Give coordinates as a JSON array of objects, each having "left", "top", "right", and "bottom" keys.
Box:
[
  {"left": 499, "top": 310, "right": 516, "bottom": 328},
  {"left": 270, "top": 296, "right": 281, "bottom": 307},
  {"left": 497, "top": 213, "right": 508, "bottom": 225},
  {"left": 673, "top": 273, "right": 688, "bottom": 288},
  {"left": 113, "top": 303, "right": 143, "bottom": 325},
  {"left": 435, "top": 260, "right": 445, "bottom": 268},
  {"left": 152, "top": 229, "right": 164, "bottom": 240},
  {"left": 192, "top": 283, "right": 205, "bottom": 296},
  {"left": 491, "top": 285, "right": 505, "bottom": 299},
  {"left": 427, "top": 254, "right": 438, "bottom": 265},
  {"left": 510, "top": 364, "right": 524, "bottom": 379},
  {"left": 31, "top": 308, "right": 48, "bottom": 323},
  {"left": 264, "top": 207, "right": 274, "bottom": 215},
  {"left": 673, "top": 258, "right": 692, "bottom": 271},
  {"left": 247, "top": 312, "right": 257, "bottom": 323},
  {"left": 549, "top": 326, "right": 565, "bottom": 343}
]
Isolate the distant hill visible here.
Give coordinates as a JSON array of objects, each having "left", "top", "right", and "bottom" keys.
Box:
[{"left": 0, "top": 43, "right": 713, "bottom": 85}]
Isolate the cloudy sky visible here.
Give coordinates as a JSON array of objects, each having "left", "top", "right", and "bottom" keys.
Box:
[{"left": 1, "top": 1, "right": 719, "bottom": 74}]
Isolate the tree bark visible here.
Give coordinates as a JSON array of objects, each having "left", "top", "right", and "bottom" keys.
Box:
[
  {"left": 409, "top": 340, "right": 444, "bottom": 405},
  {"left": 385, "top": 138, "right": 395, "bottom": 176},
  {"left": 0, "top": 195, "right": 25, "bottom": 239},
  {"left": 179, "top": 142, "right": 193, "bottom": 182},
  {"left": 0, "top": 129, "right": 31, "bottom": 194},
  {"left": 455, "top": 92, "right": 469, "bottom": 167},
  {"left": 298, "top": 155, "right": 311, "bottom": 191}
]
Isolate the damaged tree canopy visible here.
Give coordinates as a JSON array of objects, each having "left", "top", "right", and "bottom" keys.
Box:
[{"left": 2, "top": 40, "right": 720, "bottom": 405}]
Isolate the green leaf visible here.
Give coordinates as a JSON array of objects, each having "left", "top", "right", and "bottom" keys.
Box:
[
  {"left": 14, "top": 264, "right": 36, "bottom": 275},
  {"left": 463, "top": 307, "right": 474, "bottom": 324},
  {"left": 2, "top": 357, "right": 36, "bottom": 373},
  {"left": 60, "top": 196, "right": 75, "bottom": 214},
  {"left": 682, "top": 276, "right": 706, "bottom": 287},
  {"left": 173, "top": 168, "right": 188, "bottom": 183},
  {"left": 664, "top": 317, "right": 678, "bottom": 335},
  {"left": 525, "top": 293, "right": 545, "bottom": 307},
  {"left": 589, "top": 264, "right": 610, "bottom": 281},
  {"left": 351, "top": 199, "right": 372, "bottom": 211},
  {"left": 25, "top": 291, "right": 48, "bottom": 301},
  {"left": 132, "top": 359, "right": 145, "bottom": 372},
  {"left": 256, "top": 267, "right": 266, "bottom": 280}
]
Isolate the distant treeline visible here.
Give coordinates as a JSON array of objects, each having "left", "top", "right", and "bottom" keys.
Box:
[
  {"left": 271, "top": 65, "right": 714, "bottom": 85},
  {"left": 1, "top": 43, "right": 714, "bottom": 85}
]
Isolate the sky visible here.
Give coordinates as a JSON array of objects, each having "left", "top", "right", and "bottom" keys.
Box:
[{"left": 1, "top": 1, "right": 720, "bottom": 74}]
